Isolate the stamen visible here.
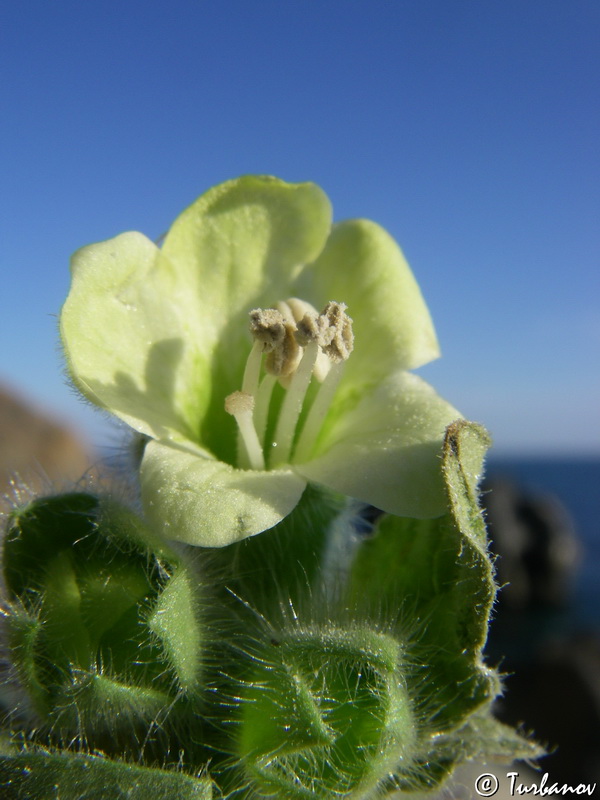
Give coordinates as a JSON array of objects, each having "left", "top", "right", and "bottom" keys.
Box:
[
  {"left": 270, "top": 340, "right": 320, "bottom": 467},
  {"left": 278, "top": 299, "right": 331, "bottom": 382},
  {"left": 242, "top": 340, "right": 263, "bottom": 397},
  {"left": 277, "top": 298, "right": 317, "bottom": 325},
  {"left": 293, "top": 303, "right": 354, "bottom": 462},
  {"left": 295, "top": 311, "right": 324, "bottom": 347},
  {"left": 264, "top": 321, "right": 301, "bottom": 378},
  {"left": 227, "top": 298, "right": 354, "bottom": 471},
  {"left": 224, "top": 391, "right": 265, "bottom": 471},
  {"left": 254, "top": 373, "right": 277, "bottom": 442},
  {"left": 293, "top": 360, "right": 345, "bottom": 463},
  {"left": 245, "top": 308, "right": 287, "bottom": 395}
]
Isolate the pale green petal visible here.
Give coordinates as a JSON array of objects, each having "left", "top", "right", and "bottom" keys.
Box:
[
  {"left": 140, "top": 439, "right": 307, "bottom": 547},
  {"left": 294, "top": 372, "right": 461, "bottom": 519},
  {"left": 162, "top": 176, "right": 332, "bottom": 332},
  {"left": 60, "top": 232, "right": 210, "bottom": 440},
  {"left": 161, "top": 175, "right": 331, "bottom": 373},
  {"left": 61, "top": 177, "right": 333, "bottom": 463},
  {"left": 295, "top": 220, "right": 440, "bottom": 384},
  {"left": 161, "top": 175, "right": 333, "bottom": 462}
]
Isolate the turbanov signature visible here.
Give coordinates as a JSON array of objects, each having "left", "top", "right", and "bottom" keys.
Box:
[{"left": 474, "top": 771, "right": 597, "bottom": 797}]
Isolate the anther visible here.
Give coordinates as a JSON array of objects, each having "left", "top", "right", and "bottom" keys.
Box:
[
  {"left": 319, "top": 301, "right": 354, "bottom": 362},
  {"left": 264, "top": 321, "right": 301, "bottom": 378},
  {"left": 249, "top": 308, "right": 286, "bottom": 352},
  {"left": 294, "top": 312, "right": 323, "bottom": 347}
]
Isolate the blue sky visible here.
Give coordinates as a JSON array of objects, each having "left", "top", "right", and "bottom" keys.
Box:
[{"left": 2, "top": 1, "right": 599, "bottom": 455}]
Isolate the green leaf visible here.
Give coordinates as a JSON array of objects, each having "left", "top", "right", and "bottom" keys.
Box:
[
  {"left": 442, "top": 419, "right": 492, "bottom": 543},
  {"left": 395, "top": 710, "right": 544, "bottom": 792},
  {"left": 0, "top": 748, "right": 212, "bottom": 800},
  {"left": 3, "top": 493, "right": 99, "bottom": 599},
  {"left": 456, "top": 710, "right": 545, "bottom": 763},
  {"left": 3, "top": 608, "right": 53, "bottom": 717},
  {"left": 347, "top": 421, "right": 498, "bottom": 732},
  {"left": 146, "top": 568, "right": 202, "bottom": 692}
]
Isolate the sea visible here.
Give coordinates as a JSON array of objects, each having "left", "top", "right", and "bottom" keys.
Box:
[{"left": 486, "top": 456, "right": 600, "bottom": 632}]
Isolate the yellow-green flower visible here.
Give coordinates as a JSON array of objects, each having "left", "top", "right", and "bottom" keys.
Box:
[{"left": 60, "top": 176, "right": 460, "bottom": 546}]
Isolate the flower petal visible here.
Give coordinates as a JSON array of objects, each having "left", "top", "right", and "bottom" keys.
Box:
[
  {"left": 294, "top": 372, "right": 461, "bottom": 519},
  {"left": 161, "top": 175, "right": 333, "bottom": 461},
  {"left": 61, "top": 177, "right": 333, "bottom": 460},
  {"left": 60, "top": 232, "right": 210, "bottom": 440},
  {"left": 296, "top": 219, "right": 440, "bottom": 383},
  {"left": 162, "top": 176, "right": 332, "bottom": 332},
  {"left": 140, "top": 440, "right": 307, "bottom": 547}
]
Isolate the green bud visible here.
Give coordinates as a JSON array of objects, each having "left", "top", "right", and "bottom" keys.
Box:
[
  {"left": 2, "top": 493, "right": 204, "bottom": 745},
  {"left": 237, "top": 622, "right": 417, "bottom": 798},
  {"left": 0, "top": 746, "right": 213, "bottom": 800}
]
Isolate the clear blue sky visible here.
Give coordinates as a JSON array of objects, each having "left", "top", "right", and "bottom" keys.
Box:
[{"left": 2, "top": 1, "right": 599, "bottom": 455}]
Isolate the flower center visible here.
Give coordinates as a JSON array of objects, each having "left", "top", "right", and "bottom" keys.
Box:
[{"left": 225, "top": 299, "right": 354, "bottom": 470}]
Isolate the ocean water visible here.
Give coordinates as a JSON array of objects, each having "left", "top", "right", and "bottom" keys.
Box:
[{"left": 486, "top": 456, "right": 600, "bottom": 630}]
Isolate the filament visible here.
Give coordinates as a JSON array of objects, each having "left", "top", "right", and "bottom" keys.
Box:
[
  {"left": 270, "top": 341, "right": 319, "bottom": 467},
  {"left": 293, "top": 360, "right": 345, "bottom": 463}
]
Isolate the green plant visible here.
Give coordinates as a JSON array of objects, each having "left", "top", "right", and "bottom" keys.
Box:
[{"left": 0, "top": 177, "right": 540, "bottom": 798}]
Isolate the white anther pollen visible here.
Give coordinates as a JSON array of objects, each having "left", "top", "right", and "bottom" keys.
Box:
[
  {"left": 294, "top": 312, "right": 322, "bottom": 347},
  {"left": 264, "top": 321, "right": 301, "bottom": 377},
  {"left": 275, "top": 299, "right": 330, "bottom": 382},
  {"left": 224, "top": 391, "right": 265, "bottom": 470},
  {"left": 249, "top": 308, "right": 286, "bottom": 352},
  {"left": 319, "top": 301, "right": 354, "bottom": 362}
]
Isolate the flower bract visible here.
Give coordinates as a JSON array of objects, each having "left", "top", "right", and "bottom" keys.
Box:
[{"left": 60, "top": 176, "right": 461, "bottom": 546}]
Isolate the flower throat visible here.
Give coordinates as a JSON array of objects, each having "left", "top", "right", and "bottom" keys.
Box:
[{"left": 225, "top": 299, "right": 354, "bottom": 470}]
